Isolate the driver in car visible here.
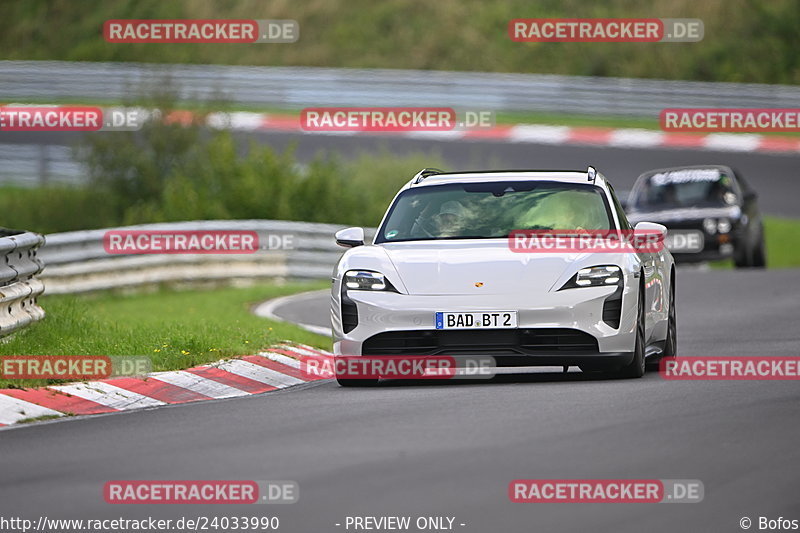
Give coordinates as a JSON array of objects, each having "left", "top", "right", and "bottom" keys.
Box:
[{"left": 433, "top": 200, "right": 467, "bottom": 236}]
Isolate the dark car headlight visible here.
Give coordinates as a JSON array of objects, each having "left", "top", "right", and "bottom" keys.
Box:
[
  {"left": 559, "top": 265, "right": 622, "bottom": 290},
  {"left": 343, "top": 270, "right": 397, "bottom": 292},
  {"left": 703, "top": 217, "right": 733, "bottom": 235}
]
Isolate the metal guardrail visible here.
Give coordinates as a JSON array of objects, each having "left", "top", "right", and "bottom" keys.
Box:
[
  {"left": 3, "top": 60, "right": 800, "bottom": 118},
  {"left": 0, "top": 229, "right": 46, "bottom": 338},
  {"left": 0, "top": 144, "right": 83, "bottom": 186},
  {"left": 39, "top": 220, "right": 375, "bottom": 294}
]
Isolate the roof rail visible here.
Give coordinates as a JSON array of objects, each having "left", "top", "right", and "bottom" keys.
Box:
[
  {"left": 587, "top": 165, "right": 597, "bottom": 183},
  {"left": 412, "top": 168, "right": 444, "bottom": 184}
]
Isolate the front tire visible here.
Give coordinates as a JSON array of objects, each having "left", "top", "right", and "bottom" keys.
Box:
[
  {"left": 614, "top": 283, "right": 646, "bottom": 379},
  {"left": 752, "top": 236, "right": 766, "bottom": 268},
  {"left": 648, "top": 273, "right": 677, "bottom": 370},
  {"left": 733, "top": 242, "right": 751, "bottom": 268},
  {"left": 734, "top": 229, "right": 766, "bottom": 268}
]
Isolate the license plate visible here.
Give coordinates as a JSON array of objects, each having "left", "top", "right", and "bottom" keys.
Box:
[{"left": 435, "top": 311, "right": 517, "bottom": 330}]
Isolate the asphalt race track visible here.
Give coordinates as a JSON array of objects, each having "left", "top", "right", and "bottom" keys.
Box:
[
  {"left": 1, "top": 132, "right": 799, "bottom": 532},
  {"left": 1, "top": 268, "right": 799, "bottom": 532}
]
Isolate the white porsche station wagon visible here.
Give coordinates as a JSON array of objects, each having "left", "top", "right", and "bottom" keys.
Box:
[{"left": 330, "top": 167, "right": 676, "bottom": 386}]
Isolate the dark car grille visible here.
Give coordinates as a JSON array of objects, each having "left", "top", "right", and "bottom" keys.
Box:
[{"left": 362, "top": 328, "right": 599, "bottom": 356}]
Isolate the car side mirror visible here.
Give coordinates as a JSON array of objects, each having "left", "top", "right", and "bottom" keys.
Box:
[
  {"left": 335, "top": 227, "right": 365, "bottom": 248},
  {"left": 634, "top": 221, "right": 668, "bottom": 241},
  {"left": 744, "top": 190, "right": 757, "bottom": 201}
]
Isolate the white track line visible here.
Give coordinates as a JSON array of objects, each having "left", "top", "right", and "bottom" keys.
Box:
[
  {"left": 260, "top": 351, "right": 303, "bottom": 369},
  {"left": 703, "top": 134, "right": 761, "bottom": 152},
  {"left": 253, "top": 290, "right": 332, "bottom": 337},
  {"left": 150, "top": 371, "right": 249, "bottom": 399},
  {"left": 403, "top": 130, "right": 467, "bottom": 140},
  {"left": 277, "top": 344, "right": 332, "bottom": 359},
  {"left": 0, "top": 394, "right": 63, "bottom": 424},
  {"left": 51, "top": 382, "right": 165, "bottom": 410},
  {"left": 216, "top": 359, "right": 305, "bottom": 388},
  {"left": 207, "top": 111, "right": 264, "bottom": 131},
  {"left": 609, "top": 128, "right": 665, "bottom": 148},
  {"left": 509, "top": 124, "right": 571, "bottom": 144}
]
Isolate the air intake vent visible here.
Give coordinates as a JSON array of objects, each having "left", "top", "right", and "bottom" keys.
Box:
[
  {"left": 602, "top": 287, "right": 623, "bottom": 329},
  {"left": 362, "top": 328, "right": 599, "bottom": 356},
  {"left": 341, "top": 288, "right": 358, "bottom": 333}
]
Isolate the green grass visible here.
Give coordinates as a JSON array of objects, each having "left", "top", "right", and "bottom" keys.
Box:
[
  {"left": 0, "top": 281, "right": 330, "bottom": 389},
  {"left": 762, "top": 217, "right": 800, "bottom": 268},
  {"left": 708, "top": 216, "right": 800, "bottom": 269},
  {"left": 16, "top": 414, "right": 66, "bottom": 424}
]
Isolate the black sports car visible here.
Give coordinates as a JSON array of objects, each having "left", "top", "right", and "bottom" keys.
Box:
[{"left": 626, "top": 165, "right": 765, "bottom": 268}]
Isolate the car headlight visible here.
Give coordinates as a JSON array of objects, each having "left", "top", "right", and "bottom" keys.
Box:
[
  {"left": 703, "top": 218, "right": 717, "bottom": 235},
  {"left": 559, "top": 265, "right": 622, "bottom": 290},
  {"left": 343, "top": 270, "right": 397, "bottom": 291},
  {"left": 717, "top": 218, "right": 731, "bottom": 234}
]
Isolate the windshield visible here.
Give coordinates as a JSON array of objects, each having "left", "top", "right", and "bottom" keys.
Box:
[
  {"left": 631, "top": 168, "right": 739, "bottom": 209},
  {"left": 376, "top": 181, "right": 614, "bottom": 243}
]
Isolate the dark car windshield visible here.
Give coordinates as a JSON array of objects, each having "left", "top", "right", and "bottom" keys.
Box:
[
  {"left": 631, "top": 168, "right": 739, "bottom": 209},
  {"left": 376, "top": 181, "right": 614, "bottom": 243}
]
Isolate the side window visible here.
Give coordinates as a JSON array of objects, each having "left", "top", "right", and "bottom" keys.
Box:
[{"left": 609, "top": 187, "right": 632, "bottom": 230}]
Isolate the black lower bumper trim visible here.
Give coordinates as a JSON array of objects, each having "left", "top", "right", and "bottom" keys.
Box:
[{"left": 488, "top": 352, "right": 634, "bottom": 368}]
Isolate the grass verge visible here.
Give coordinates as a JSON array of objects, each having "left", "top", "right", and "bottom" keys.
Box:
[
  {"left": 16, "top": 414, "right": 66, "bottom": 424},
  {"left": 0, "top": 281, "right": 330, "bottom": 389},
  {"left": 762, "top": 217, "right": 800, "bottom": 268},
  {"left": 709, "top": 216, "right": 800, "bottom": 269}
]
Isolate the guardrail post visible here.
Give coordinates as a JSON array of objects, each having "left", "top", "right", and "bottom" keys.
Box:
[{"left": 0, "top": 230, "right": 46, "bottom": 339}]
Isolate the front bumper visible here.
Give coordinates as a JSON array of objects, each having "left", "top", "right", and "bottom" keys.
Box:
[{"left": 332, "top": 284, "right": 638, "bottom": 360}]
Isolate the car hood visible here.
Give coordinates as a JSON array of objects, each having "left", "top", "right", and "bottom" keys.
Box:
[
  {"left": 381, "top": 240, "right": 583, "bottom": 295},
  {"left": 627, "top": 205, "right": 741, "bottom": 224}
]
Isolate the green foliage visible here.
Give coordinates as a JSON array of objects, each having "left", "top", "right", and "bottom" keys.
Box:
[
  {"left": 0, "top": 94, "right": 446, "bottom": 233},
  {"left": 1, "top": 0, "right": 799, "bottom": 83},
  {"left": 0, "top": 186, "right": 118, "bottom": 234}
]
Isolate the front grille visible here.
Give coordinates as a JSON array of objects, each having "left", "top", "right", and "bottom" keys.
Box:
[{"left": 362, "top": 328, "right": 599, "bottom": 356}]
